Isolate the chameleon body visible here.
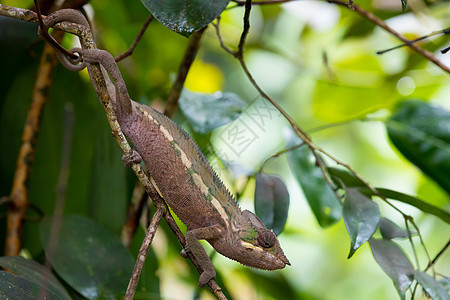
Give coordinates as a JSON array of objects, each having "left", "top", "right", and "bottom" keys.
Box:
[{"left": 40, "top": 10, "right": 290, "bottom": 287}]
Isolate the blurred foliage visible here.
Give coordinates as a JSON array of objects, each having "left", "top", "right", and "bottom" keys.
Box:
[{"left": 0, "top": 0, "right": 449, "bottom": 299}]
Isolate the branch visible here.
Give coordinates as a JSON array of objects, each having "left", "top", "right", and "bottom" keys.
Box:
[
  {"left": 120, "top": 182, "right": 147, "bottom": 248},
  {"left": 377, "top": 27, "right": 450, "bottom": 55},
  {"left": 236, "top": 0, "right": 252, "bottom": 56},
  {"left": 424, "top": 239, "right": 450, "bottom": 272},
  {"left": 326, "top": 0, "right": 450, "bottom": 74},
  {"left": 164, "top": 27, "right": 205, "bottom": 118},
  {"left": 125, "top": 206, "right": 164, "bottom": 300},
  {"left": 4, "top": 36, "right": 61, "bottom": 256}
]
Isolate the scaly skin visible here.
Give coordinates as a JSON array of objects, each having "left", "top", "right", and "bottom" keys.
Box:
[{"left": 40, "top": 9, "right": 290, "bottom": 287}]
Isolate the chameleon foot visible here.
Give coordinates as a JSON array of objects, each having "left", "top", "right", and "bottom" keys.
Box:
[
  {"left": 122, "top": 149, "right": 142, "bottom": 167},
  {"left": 198, "top": 269, "right": 216, "bottom": 287}
]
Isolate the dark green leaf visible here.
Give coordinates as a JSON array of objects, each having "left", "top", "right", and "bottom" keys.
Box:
[
  {"left": 179, "top": 89, "right": 246, "bottom": 134},
  {"left": 0, "top": 256, "right": 70, "bottom": 300},
  {"left": 0, "top": 16, "right": 39, "bottom": 94},
  {"left": 387, "top": 100, "right": 450, "bottom": 194},
  {"left": 329, "top": 168, "right": 450, "bottom": 224},
  {"left": 0, "top": 271, "right": 59, "bottom": 300},
  {"left": 254, "top": 173, "right": 290, "bottom": 235},
  {"left": 343, "top": 188, "right": 380, "bottom": 258},
  {"left": 371, "top": 188, "right": 449, "bottom": 224},
  {"left": 379, "top": 218, "right": 413, "bottom": 240},
  {"left": 140, "top": 0, "right": 230, "bottom": 37},
  {"left": 40, "top": 215, "right": 134, "bottom": 299},
  {"left": 415, "top": 271, "right": 449, "bottom": 300},
  {"left": 286, "top": 131, "right": 342, "bottom": 227},
  {"left": 328, "top": 167, "right": 365, "bottom": 188},
  {"left": 369, "top": 238, "right": 414, "bottom": 300},
  {"left": 88, "top": 119, "right": 130, "bottom": 235},
  {"left": 401, "top": 0, "right": 407, "bottom": 12}
]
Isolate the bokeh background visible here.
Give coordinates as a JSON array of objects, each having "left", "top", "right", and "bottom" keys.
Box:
[{"left": 1, "top": 0, "right": 449, "bottom": 299}]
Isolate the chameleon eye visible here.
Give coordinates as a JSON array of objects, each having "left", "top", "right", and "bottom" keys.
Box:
[{"left": 257, "top": 230, "right": 276, "bottom": 248}]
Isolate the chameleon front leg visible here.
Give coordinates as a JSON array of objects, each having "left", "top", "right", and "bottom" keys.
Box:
[{"left": 182, "top": 225, "right": 223, "bottom": 287}]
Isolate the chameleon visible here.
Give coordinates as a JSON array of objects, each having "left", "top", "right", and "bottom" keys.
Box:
[{"left": 39, "top": 9, "right": 290, "bottom": 287}]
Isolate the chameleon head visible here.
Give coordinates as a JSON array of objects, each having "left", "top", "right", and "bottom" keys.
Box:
[
  {"left": 238, "top": 227, "right": 290, "bottom": 270},
  {"left": 214, "top": 209, "right": 290, "bottom": 270}
]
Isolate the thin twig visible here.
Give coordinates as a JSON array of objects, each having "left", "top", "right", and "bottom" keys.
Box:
[
  {"left": 326, "top": 0, "right": 450, "bottom": 74},
  {"left": 312, "top": 149, "right": 342, "bottom": 203},
  {"left": 4, "top": 32, "right": 62, "bottom": 256},
  {"left": 259, "top": 142, "right": 305, "bottom": 171},
  {"left": 409, "top": 219, "right": 436, "bottom": 276},
  {"left": 236, "top": 0, "right": 252, "bottom": 57},
  {"left": 120, "top": 182, "right": 147, "bottom": 248},
  {"left": 115, "top": 14, "right": 154, "bottom": 62},
  {"left": 125, "top": 206, "right": 164, "bottom": 300},
  {"left": 212, "top": 18, "right": 234, "bottom": 55},
  {"left": 424, "top": 239, "right": 450, "bottom": 272},
  {"left": 164, "top": 27, "right": 206, "bottom": 118},
  {"left": 377, "top": 27, "right": 450, "bottom": 55},
  {"left": 404, "top": 218, "right": 420, "bottom": 269}
]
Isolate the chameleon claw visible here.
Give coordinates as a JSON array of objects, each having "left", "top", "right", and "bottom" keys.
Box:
[
  {"left": 122, "top": 149, "right": 142, "bottom": 167},
  {"left": 180, "top": 249, "right": 188, "bottom": 258}
]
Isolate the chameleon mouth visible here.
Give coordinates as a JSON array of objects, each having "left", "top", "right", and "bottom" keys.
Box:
[
  {"left": 280, "top": 252, "right": 291, "bottom": 266},
  {"left": 240, "top": 241, "right": 290, "bottom": 269}
]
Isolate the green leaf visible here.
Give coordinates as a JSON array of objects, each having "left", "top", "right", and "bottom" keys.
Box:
[
  {"left": 401, "top": 0, "right": 407, "bottom": 12},
  {"left": 415, "top": 271, "right": 449, "bottom": 300},
  {"left": 329, "top": 168, "right": 450, "bottom": 224},
  {"left": 140, "top": 0, "right": 230, "bottom": 37},
  {"left": 179, "top": 89, "right": 246, "bottom": 134},
  {"left": 387, "top": 100, "right": 450, "bottom": 194},
  {"left": 379, "top": 218, "right": 413, "bottom": 240},
  {"left": 376, "top": 188, "right": 450, "bottom": 224},
  {"left": 0, "top": 256, "right": 70, "bottom": 300},
  {"left": 369, "top": 238, "right": 414, "bottom": 300},
  {"left": 0, "top": 271, "right": 56, "bottom": 300},
  {"left": 254, "top": 173, "right": 290, "bottom": 235},
  {"left": 285, "top": 131, "right": 342, "bottom": 227},
  {"left": 40, "top": 215, "right": 135, "bottom": 299},
  {"left": 343, "top": 188, "right": 380, "bottom": 258},
  {"left": 328, "top": 167, "right": 365, "bottom": 188}
]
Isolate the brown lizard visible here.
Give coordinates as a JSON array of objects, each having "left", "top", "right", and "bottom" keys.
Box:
[{"left": 39, "top": 9, "right": 290, "bottom": 287}]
